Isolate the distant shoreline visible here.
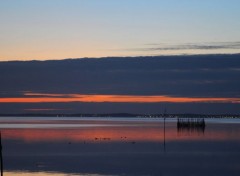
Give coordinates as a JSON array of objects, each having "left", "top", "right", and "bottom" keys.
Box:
[{"left": 0, "top": 113, "right": 239, "bottom": 118}]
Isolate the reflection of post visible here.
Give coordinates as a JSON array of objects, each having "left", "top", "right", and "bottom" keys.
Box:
[
  {"left": 0, "top": 131, "right": 3, "bottom": 176},
  {"left": 163, "top": 117, "right": 166, "bottom": 152}
]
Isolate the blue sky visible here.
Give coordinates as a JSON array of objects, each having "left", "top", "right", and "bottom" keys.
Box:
[{"left": 1, "top": 0, "right": 240, "bottom": 60}]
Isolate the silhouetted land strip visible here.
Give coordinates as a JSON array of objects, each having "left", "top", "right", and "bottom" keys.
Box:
[{"left": 0, "top": 113, "right": 239, "bottom": 118}]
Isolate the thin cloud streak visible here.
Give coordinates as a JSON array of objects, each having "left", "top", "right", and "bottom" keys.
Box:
[
  {"left": 24, "top": 93, "right": 73, "bottom": 98},
  {"left": 127, "top": 41, "right": 240, "bottom": 52},
  {"left": 0, "top": 93, "right": 239, "bottom": 104},
  {"left": 24, "top": 108, "right": 70, "bottom": 111}
]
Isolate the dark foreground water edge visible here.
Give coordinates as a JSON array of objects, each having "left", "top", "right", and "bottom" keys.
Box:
[{"left": 0, "top": 117, "right": 240, "bottom": 176}]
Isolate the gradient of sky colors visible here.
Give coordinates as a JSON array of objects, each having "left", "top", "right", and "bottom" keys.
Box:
[
  {"left": 0, "top": 1, "right": 240, "bottom": 114},
  {"left": 1, "top": 0, "right": 240, "bottom": 61}
]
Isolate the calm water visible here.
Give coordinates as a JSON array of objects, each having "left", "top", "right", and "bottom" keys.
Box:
[{"left": 0, "top": 117, "right": 240, "bottom": 176}]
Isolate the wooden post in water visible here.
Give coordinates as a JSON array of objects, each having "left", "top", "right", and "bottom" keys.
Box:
[
  {"left": 163, "top": 117, "right": 166, "bottom": 152},
  {"left": 163, "top": 108, "right": 167, "bottom": 152},
  {"left": 0, "top": 131, "right": 3, "bottom": 176}
]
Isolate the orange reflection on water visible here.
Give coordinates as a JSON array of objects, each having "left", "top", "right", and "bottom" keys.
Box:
[
  {"left": 1, "top": 127, "right": 163, "bottom": 142},
  {"left": 1, "top": 123, "right": 240, "bottom": 143}
]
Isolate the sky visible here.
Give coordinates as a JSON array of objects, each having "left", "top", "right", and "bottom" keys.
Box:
[
  {"left": 0, "top": 55, "right": 240, "bottom": 114},
  {"left": 1, "top": 0, "right": 240, "bottom": 61},
  {"left": 0, "top": 1, "right": 240, "bottom": 114}
]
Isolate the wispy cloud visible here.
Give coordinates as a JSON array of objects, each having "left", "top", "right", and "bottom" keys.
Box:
[{"left": 127, "top": 41, "right": 240, "bottom": 52}]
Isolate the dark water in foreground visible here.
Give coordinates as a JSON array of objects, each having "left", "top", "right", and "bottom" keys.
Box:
[{"left": 0, "top": 117, "right": 240, "bottom": 176}]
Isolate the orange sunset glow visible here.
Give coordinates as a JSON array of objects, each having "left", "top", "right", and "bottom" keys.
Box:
[{"left": 0, "top": 93, "right": 239, "bottom": 104}]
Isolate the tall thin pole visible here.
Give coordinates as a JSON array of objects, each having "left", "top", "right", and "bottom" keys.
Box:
[
  {"left": 163, "top": 117, "right": 166, "bottom": 152},
  {"left": 162, "top": 107, "right": 167, "bottom": 152},
  {"left": 0, "top": 131, "right": 3, "bottom": 176}
]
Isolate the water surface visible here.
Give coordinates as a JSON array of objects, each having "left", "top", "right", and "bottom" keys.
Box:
[{"left": 0, "top": 117, "right": 240, "bottom": 176}]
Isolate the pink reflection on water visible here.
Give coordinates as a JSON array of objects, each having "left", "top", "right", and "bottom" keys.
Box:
[{"left": 1, "top": 120, "right": 240, "bottom": 143}]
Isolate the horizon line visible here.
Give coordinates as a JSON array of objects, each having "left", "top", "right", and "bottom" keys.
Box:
[{"left": 1, "top": 53, "right": 240, "bottom": 63}]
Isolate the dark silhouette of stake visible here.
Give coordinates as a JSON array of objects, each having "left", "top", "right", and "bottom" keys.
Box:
[
  {"left": 0, "top": 131, "right": 3, "bottom": 176},
  {"left": 163, "top": 117, "right": 166, "bottom": 152}
]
